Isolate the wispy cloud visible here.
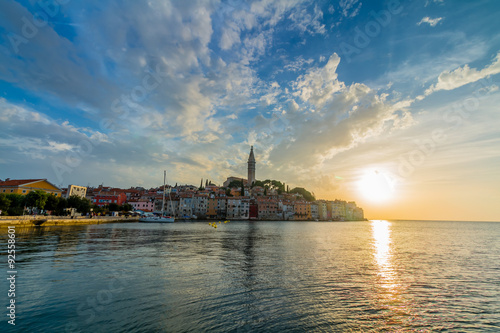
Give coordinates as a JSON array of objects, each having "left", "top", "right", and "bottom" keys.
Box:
[
  {"left": 417, "top": 16, "right": 444, "bottom": 27},
  {"left": 339, "top": 0, "right": 362, "bottom": 18}
]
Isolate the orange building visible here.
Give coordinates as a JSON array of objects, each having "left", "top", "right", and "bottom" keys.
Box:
[
  {"left": 0, "top": 178, "right": 62, "bottom": 197},
  {"left": 294, "top": 201, "right": 311, "bottom": 220}
]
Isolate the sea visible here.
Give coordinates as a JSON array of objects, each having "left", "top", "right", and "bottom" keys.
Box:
[{"left": 1, "top": 220, "right": 499, "bottom": 332}]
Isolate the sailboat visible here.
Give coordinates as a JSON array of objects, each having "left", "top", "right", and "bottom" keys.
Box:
[{"left": 139, "top": 171, "right": 175, "bottom": 223}]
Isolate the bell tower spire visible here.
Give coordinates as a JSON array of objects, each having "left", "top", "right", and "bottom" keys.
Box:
[{"left": 247, "top": 146, "right": 256, "bottom": 185}]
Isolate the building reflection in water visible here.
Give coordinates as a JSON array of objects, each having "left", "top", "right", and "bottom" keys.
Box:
[{"left": 371, "top": 220, "right": 409, "bottom": 326}]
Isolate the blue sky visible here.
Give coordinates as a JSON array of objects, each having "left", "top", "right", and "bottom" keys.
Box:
[{"left": 1, "top": 0, "right": 499, "bottom": 220}]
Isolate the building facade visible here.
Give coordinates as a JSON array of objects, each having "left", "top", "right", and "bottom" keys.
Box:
[
  {"left": 66, "top": 185, "right": 87, "bottom": 199},
  {"left": 0, "top": 178, "right": 62, "bottom": 197}
]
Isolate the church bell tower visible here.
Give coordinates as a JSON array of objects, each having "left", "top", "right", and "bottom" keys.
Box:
[{"left": 247, "top": 146, "right": 256, "bottom": 185}]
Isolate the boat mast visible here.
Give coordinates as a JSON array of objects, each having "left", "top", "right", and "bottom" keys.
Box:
[
  {"left": 162, "top": 170, "right": 166, "bottom": 215},
  {"left": 168, "top": 176, "right": 174, "bottom": 217}
]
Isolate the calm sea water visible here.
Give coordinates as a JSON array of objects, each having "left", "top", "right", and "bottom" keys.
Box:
[{"left": 2, "top": 220, "right": 499, "bottom": 332}]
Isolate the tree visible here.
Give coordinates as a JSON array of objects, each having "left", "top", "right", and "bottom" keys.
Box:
[
  {"left": 108, "top": 202, "right": 120, "bottom": 211},
  {"left": 26, "top": 190, "right": 48, "bottom": 211},
  {"left": 0, "top": 194, "right": 11, "bottom": 215},
  {"left": 290, "top": 187, "right": 315, "bottom": 202},
  {"left": 79, "top": 198, "right": 91, "bottom": 214},
  {"left": 6, "top": 194, "right": 26, "bottom": 216},
  {"left": 45, "top": 194, "right": 59, "bottom": 212},
  {"left": 121, "top": 203, "right": 133, "bottom": 211},
  {"left": 67, "top": 195, "right": 81, "bottom": 210},
  {"left": 55, "top": 197, "right": 68, "bottom": 216},
  {"left": 67, "top": 195, "right": 91, "bottom": 214}
]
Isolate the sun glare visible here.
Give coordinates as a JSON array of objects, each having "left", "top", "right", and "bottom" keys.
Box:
[{"left": 357, "top": 169, "right": 396, "bottom": 203}]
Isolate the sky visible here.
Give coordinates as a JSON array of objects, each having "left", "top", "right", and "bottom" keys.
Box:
[{"left": 0, "top": 0, "right": 499, "bottom": 221}]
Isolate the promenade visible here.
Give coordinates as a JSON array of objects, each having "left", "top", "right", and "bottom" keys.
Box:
[{"left": 0, "top": 215, "right": 138, "bottom": 227}]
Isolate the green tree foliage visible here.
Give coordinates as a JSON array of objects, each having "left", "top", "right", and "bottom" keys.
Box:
[
  {"left": 6, "top": 194, "right": 26, "bottom": 216},
  {"left": 55, "top": 197, "right": 68, "bottom": 216},
  {"left": 252, "top": 179, "right": 285, "bottom": 194},
  {"left": 79, "top": 198, "right": 91, "bottom": 214},
  {"left": 121, "top": 203, "right": 133, "bottom": 211},
  {"left": 26, "top": 190, "right": 48, "bottom": 210},
  {"left": 67, "top": 195, "right": 81, "bottom": 210},
  {"left": 290, "top": 187, "right": 315, "bottom": 202},
  {"left": 226, "top": 180, "right": 243, "bottom": 188},
  {"left": 0, "top": 194, "right": 11, "bottom": 215},
  {"left": 67, "top": 195, "right": 91, "bottom": 214},
  {"left": 44, "top": 194, "right": 59, "bottom": 211},
  {"left": 108, "top": 202, "right": 120, "bottom": 211},
  {"left": 92, "top": 204, "right": 105, "bottom": 215}
]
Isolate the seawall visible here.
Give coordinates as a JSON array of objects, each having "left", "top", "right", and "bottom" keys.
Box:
[{"left": 0, "top": 216, "right": 138, "bottom": 227}]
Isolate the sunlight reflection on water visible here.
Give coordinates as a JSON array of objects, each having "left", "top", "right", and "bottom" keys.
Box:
[{"left": 371, "top": 220, "right": 411, "bottom": 327}]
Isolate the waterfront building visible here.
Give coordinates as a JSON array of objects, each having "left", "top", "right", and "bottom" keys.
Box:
[
  {"left": 0, "top": 178, "right": 62, "bottom": 197},
  {"left": 345, "top": 201, "right": 359, "bottom": 221},
  {"left": 179, "top": 195, "right": 194, "bottom": 217},
  {"left": 193, "top": 194, "right": 209, "bottom": 218},
  {"left": 216, "top": 197, "right": 227, "bottom": 219},
  {"left": 129, "top": 200, "right": 154, "bottom": 212},
  {"left": 311, "top": 203, "right": 319, "bottom": 220},
  {"left": 207, "top": 197, "right": 218, "bottom": 219},
  {"left": 227, "top": 196, "right": 250, "bottom": 219},
  {"left": 164, "top": 198, "right": 179, "bottom": 217},
  {"left": 330, "top": 200, "right": 346, "bottom": 220},
  {"left": 353, "top": 207, "right": 364, "bottom": 220},
  {"left": 257, "top": 197, "right": 280, "bottom": 220},
  {"left": 92, "top": 191, "right": 127, "bottom": 207},
  {"left": 249, "top": 199, "right": 258, "bottom": 220},
  {"left": 316, "top": 201, "right": 328, "bottom": 221},
  {"left": 66, "top": 185, "right": 87, "bottom": 199},
  {"left": 247, "top": 146, "right": 256, "bottom": 185},
  {"left": 294, "top": 201, "right": 311, "bottom": 220},
  {"left": 278, "top": 200, "right": 295, "bottom": 220}
]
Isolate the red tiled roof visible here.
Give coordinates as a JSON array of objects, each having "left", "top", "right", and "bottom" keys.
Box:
[{"left": 0, "top": 179, "right": 45, "bottom": 186}]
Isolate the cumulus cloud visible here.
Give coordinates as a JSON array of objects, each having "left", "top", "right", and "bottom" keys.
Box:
[
  {"left": 293, "top": 54, "right": 345, "bottom": 108},
  {"left": 426, "top": 52, "right": 500, "bottom": 95},
  {"left": 251, "top": 53, "right": 415, "bottom": 179}
]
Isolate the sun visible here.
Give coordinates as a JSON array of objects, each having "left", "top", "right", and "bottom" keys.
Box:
[{"left": 357, "top": 169, "right": 396, "bottom": 203}]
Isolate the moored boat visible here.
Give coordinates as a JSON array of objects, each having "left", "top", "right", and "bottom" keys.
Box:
[{"left": 139, "top": 171, "right": 175, "bottom": 223}]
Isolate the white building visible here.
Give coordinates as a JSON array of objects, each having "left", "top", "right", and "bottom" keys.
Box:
[{"left": 66, "top": 185, "right": 87, "bottom": 199}]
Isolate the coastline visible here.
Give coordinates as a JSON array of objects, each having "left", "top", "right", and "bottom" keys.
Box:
[
  {"left": 0, "top": 216, "right": 138, "bottom": 227},
  {"left": 0, "top": 216, "right": 369, "bottom": 228}
]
